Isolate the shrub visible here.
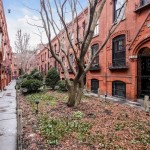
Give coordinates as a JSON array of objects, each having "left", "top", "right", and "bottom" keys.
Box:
[
  {"left": 21, "top": 79, "right": 42, "bottom": 93},
  {"left": 22, "top": 73, "right": 28, "bottom": 79},
  {"left": 31, "top": 71, "right": 43, "bottom": 81},
  {"left": 16, "top": 77, "right": 25, "bottom": 89},
  {"left": 30, "top": 68, "right": 38, "bottom": 76},
  {"left": 57, "top": 80, "right": 68, "bottom": 91},
  {"left": 45, "top": 67, "right": 60, "bottom": 89}
]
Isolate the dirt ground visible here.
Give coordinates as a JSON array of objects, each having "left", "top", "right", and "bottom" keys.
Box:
[{"left": 18, "top": 90, "right": 150, "bottom": 150}]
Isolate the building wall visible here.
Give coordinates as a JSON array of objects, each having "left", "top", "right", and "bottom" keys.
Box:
[
  {"left": 0, "top": 0, "right": 13, "bottom": 90},
  {"left": 86, "top": 0, "right": 150, "bottom": 100},
  {"left": 36, "top": 0, "right": 150, "bottom": 101}
]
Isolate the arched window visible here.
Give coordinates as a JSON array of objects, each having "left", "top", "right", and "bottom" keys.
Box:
[
  {"left": 112, "top": 35, "right": 126, "bottom": 67},
  {"left": 112, "top": 81, "right": 126, "bottom": 98}
]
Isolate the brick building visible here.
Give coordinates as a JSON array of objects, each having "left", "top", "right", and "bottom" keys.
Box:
[
  {"left": 36, "top": 0, "right": 150, "bottom": 101},
  {"left": 0, "top": 0, "right": 13, "bottom": 90}
]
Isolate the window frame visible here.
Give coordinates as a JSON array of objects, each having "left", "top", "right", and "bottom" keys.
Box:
[
  {"left": 112, "top": 81, "right": 126, "bottom": 98},
  {"left": 112, "top": 34, "right": 126, "bottom": 67},
  {"left": 91, "top": 44, "right": 99, "bottom": 65},
  {"left": 93, "top": 20, "right": 99, "bottom": 37},
  {"left": 113, "top": 0, "right": 125, "bottom": 22},
  {"left": 69, "top": 54, "right": 74, "bottom": 66}
]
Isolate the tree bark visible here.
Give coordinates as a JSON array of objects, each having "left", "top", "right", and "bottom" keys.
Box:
[{"left": 67, "top": 81, "right": 83, "bottom": 107}]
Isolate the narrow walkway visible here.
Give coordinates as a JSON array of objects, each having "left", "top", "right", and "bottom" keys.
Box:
[{"left": 0, "top": 80, "right": 17, "bottom": 150}]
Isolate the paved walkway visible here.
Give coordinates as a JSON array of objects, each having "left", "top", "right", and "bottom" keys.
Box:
[{"left": 0, "top": 80, "right": 17, "bottom": 150}]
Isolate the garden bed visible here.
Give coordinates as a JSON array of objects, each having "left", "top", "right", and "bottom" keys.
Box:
[{"left": 18, "top": 90, "right": 150, "bottom": 150}]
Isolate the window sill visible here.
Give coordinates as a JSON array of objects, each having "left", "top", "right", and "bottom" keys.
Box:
[
  {"left": 90, "top": 64, "right": 101, "bottom": 71},
  {"left": 112, "top": 18, "right": 126, "bottom": 25},
  {"left": 68, "top": 69, "right": 74, "bottom": 73},
  {"left": 109, "top": 65, "right": 128, "bottom": 71},
  {"left": 93, "top": 34, "right": 99, "bottom": 38}
]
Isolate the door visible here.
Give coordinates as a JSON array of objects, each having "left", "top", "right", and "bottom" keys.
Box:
[
  {"left": 91, "top": 79, "right": 99, "bottom": 94},
  {"left": 138, "top": 56, "right": 150, "bottom": 97},
  {"left": 137, "top": 48, "right": 150, "bottom": 98}
]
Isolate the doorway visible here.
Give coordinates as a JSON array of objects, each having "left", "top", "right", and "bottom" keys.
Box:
[{"left": 137, "top": 47, "right": 150, "bottom": 97}]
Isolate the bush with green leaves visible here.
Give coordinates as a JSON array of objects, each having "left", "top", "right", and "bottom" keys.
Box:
[
  {"left": 21, "top": 79, "right": 42, "bottom": 93},
  {"left": 30, "top": 68, "right": 38, "bottom": 76},
  {"left": 22, "top": 69, "right": 43, "bottom": 81},
  {"left": 57, "top": 80, "right": 68, "bottom": 91},
  {"left": 22, "top": 73, "right": 28, "bottom": 79},
  {"left": 31, "top": 71, "right": 43, "bottom": 81},
  {"left": 45, "top": 67, "right": 60, "bottom": 89}
]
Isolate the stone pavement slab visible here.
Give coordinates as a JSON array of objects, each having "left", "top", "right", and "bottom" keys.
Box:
[{"left": 0, "top": 80, "right": 17, "bottom": 150}]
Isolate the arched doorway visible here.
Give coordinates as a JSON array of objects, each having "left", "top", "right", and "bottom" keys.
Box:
[{"left": 137, "top": 47, "right": 150, "bottom": 98}]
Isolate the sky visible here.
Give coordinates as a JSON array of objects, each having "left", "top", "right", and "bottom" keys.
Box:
[{"left": 3, "top": 0, "right": 87, "bottom": 52}]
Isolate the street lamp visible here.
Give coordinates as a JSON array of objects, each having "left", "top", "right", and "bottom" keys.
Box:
[{"left": 35, "top": 100, "right": 40, "bottom": 114}]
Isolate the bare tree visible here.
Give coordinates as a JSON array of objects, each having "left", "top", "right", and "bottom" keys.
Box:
[
  {"left": 14, "top": 29, "right": 34, "bottom": 74},
  {"left": 38, "top": 0, "right": 127, "bottom": 107}
]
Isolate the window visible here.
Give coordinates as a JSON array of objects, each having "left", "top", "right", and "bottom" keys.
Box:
[
  {"left": 62, "top": 56, "right": 65, "bottom": 65},
  {"left": 91, "top": 44, "right": 99, "bottom": 64},
  {"left": 82, "top": 21, "right": 86, "bottom": 37},
  {"left": 113, "top": 0, "right": 125, "bottom": 22},
  {"left": 69, "top": 33, "right": 74, "bottom": 44},
  {"left": 77, "top": 26, "right": 81, "bottom": 39},
  {"left": 93, "top": 21, "right": 99, "bottom": 36},
  {"left": 61, "top": 37, "right": 65, "bottom": 49},
  {"left": 45, "top": 52, "right": 46, "bottom": 61},
  {"left": 69, "top": 54, "right": 74, "bottom": 66},
  {"left": 140, "top": 0, "right": 149, "bottom": 6},
  {"left": 45, "top": 64, "right": 46, "bottom": 75},
  {"left": 54, "top": 44, "right": 57, "bottom": 53},
  {"left": 112, "top": 35, "right": 126, "bottom": 67},
  {"left": 112, "top": 81, "right": 126, "bottom": 98},
  {"left": 91, "top": 79, "right": 99, "bottom": 94},
  {"left": 48, "top": 62, "right": 50, "bottom": 70}
]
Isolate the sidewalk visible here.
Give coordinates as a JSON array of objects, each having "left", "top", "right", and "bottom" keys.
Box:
[{"left": 0, "top": 80, "right": 17, "bottom": 150}]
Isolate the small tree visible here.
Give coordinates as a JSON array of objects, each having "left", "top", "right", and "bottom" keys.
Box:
[{"left": 45, "top": 67, "right": 60, "bottom": 89}]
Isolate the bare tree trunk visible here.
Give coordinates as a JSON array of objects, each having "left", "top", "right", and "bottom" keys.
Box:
[{"left": 67, "top": 78, "right": 83, "bottom": 107}]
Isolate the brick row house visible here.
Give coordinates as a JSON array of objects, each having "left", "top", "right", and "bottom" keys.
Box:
[
  {"left": 36, "top": 0, "right": 150, "bottom": 101},
  {"left": 0, "top": 0, "right": 13, "bottom": 90}
]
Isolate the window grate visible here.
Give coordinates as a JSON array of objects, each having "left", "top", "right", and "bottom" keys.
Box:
[{"left": 112, "top": 81, "right": 126, "bottom": 98}]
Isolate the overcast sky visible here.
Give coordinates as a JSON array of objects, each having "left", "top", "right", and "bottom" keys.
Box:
[{"left": 3, "top": 0, "right": 87, "bottom": 52}]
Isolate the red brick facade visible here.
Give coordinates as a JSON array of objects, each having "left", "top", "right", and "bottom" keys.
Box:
[
  {"left": 36, "top": 0, "right": 150, "bottom": 101},
  {"left": 0, "top": 0, "right": 13, "bottom": 90}
]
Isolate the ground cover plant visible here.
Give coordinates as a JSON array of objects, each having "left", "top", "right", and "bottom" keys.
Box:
[{"left": 18, "top": 90, "right": 150, "bottom": 150}]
